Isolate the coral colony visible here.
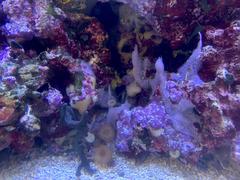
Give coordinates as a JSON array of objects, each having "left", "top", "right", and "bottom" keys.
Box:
[{"left": 0, "top": 0, "right": 240, "bottom": 176}]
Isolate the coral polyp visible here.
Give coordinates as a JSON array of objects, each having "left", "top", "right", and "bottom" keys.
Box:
[
  {"left": 93, "top": 144, "right": 113, "bottom": 167},
  {"left": 97, "top": 123, "right": 115, "bottom": 143}
]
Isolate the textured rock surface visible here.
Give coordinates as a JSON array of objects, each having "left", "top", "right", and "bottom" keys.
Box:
[
  {"left": 101, "top": 0, "right": 240, "bottom": 49},
  {"left": 0, "top": 0, "right": 240, "bottom": 174},
  {"left": 2, "top": 0, "right": 63, "bottom": 40},
  {"left": 191, "top": 20, "right": 240, "bottom": 140}
]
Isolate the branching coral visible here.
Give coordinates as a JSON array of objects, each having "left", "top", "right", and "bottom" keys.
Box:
[
  {"left": 116, "top": 21, "right": 240, "bottom": 165},
  {"left": 115, "top": 34, "right": 204, "bottom": 161},
  {"left": 132, "top": 45, "right": 149, "bottom": 89}
]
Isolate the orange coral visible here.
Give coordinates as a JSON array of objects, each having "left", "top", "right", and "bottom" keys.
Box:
[
  {"left": 97, "top": 123, "right": 115, "bottom": 143},
  {"left": 0, "top": 107, "right": 15, "bottom": 126},
  {"left": 93, "top": 144, "right": 113, "bottom": 167}
]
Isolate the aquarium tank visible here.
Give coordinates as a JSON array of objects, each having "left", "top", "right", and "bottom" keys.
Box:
[{"left": 0, "top": 0, "right": 240, "bottom": 179}]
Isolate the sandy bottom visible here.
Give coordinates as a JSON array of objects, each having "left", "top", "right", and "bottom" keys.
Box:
[{"left": 0, "top": 148, "right": 239, "bottom": 180}]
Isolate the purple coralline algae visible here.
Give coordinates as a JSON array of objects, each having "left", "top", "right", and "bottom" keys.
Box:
[
  {"left": 1, "top": 0, "right": 63, "bottom": 40},
  {"left": 45, "top": 88, "right": 63, "bottom": 108},
  {"left": 44, "top": 48, "right": 98, "bottom": 114},
  {"left": 116, "top": 100, "right": 201, "bottom": 162},
  {"left": 0, "top": 47, "right": 10, "bottom": 64}
]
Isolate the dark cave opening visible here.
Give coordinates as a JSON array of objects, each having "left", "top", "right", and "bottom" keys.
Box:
[
  {"left": 0, "top": 31, "right": 7, "bottom": 49},
  {"left": 91, "top": 1, "right": 200, "bottom": 74},
  {"left": 91, "top": 2, "right": 120, "bottom": 31},
  {"left": 20, "top": 37, "right": 56, "bottom": 55},
  {"left": 63, "top": 18, "right": 91, "bottom": 44},
  {"left": 0, "top": 11, "right": 8, "bottom": 26},
  {"left": 149, "top": 34, "right": 200, "bottom": 73},
  {"left": 34, "top": 136, "right": 44, "bottom": 148},
  {"left": 91, "top": 1, "right": 127, "bottom": 77},
  {"left": 37, "top": 83, "right": 50, "bottom": 93},
  {"left": 46, "top": 63, "right": 74, "bottom": 103}
]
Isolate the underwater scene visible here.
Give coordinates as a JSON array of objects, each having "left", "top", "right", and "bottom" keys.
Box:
[{"left": 0, "top": 0, "right": 240, "bottom": 179}]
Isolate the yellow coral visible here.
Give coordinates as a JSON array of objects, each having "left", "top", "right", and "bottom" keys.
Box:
[
  {"left": 126, "top": 81, "right": 141, "bottom": 97},
  {"left": 71, "top": 96, "right": 92, "bottom": 114},
  {"left": 111, "top": 72, "right": 122, "bottom": 89}
]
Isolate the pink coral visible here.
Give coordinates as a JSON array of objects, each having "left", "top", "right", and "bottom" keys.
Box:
[{"left": 188, "top": 21, "right": 240, "bottom": 141}]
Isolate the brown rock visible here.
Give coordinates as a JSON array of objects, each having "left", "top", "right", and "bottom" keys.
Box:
[{"left": 0, "top": 107, "right": 15, "bottom": 126}]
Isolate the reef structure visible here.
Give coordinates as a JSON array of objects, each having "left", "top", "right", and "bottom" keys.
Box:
[
  {"left": 0, "top": 0, "right": 240, "bottom": 175},
  {"left": 101, "top": 0, "right": 240, "bottom": 49}
]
